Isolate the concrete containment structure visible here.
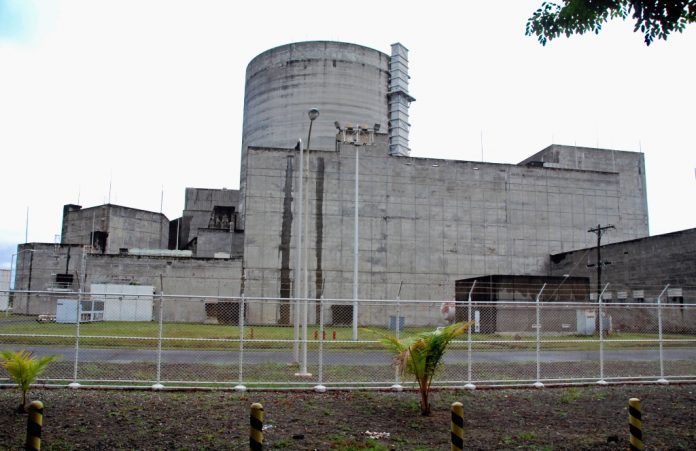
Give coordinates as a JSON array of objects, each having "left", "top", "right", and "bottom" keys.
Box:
[
  {"left": 242, "top": 41, "right": 391, "bottom": 153},
  {"left": 240, "top": 41, "right": 409, "bottom": 227}
]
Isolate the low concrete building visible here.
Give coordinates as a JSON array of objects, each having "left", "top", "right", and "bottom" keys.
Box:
[
  {"left": 13, "top": 191, "right": 244, "bottom": 321},
  {"left": 455, "top": 275, "right": 591, "bottom": 334},
  {"left": 12, "top": 243, "right": 242, "bottom": 321},
  {"left": 549, "top": 228, "right": 696, "bottom": 334},
  {"left": 61, "top": 204, "right": 169, "bottom": 254},
  {"left": 549, "top": 228, "right": 696, "bottom": 303}
]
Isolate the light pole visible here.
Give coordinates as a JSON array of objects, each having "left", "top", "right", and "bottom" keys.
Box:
[
  {"left": 335, "top": 122, "right": 379, "bottom": 341},
  {"left": 296, "top": 108, "right": 319, "bottom": 376}
]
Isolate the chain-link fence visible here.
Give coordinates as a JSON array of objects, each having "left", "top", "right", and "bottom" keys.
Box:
[{"left": 1, "top": 287, "right": 695, "bottom": 389}]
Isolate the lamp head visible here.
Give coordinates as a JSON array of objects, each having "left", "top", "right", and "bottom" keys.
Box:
[{"left": 308, "top": 108, "right": 320, "bottom": 121}]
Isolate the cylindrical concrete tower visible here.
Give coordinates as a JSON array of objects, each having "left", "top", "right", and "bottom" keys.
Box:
[{"left": 242, "top": 41, "right": 390, "bottom": 152}]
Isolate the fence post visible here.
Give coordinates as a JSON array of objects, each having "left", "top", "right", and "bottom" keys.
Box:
[
  {"left": 656, "top": 284, "right": 670, "bottom": 384},
  {"left": 153, "top": 274, "right": 165, "bottom": 390},
  {"left": 533, "top": 283, "right": 546, "bottom": 389},
  {"left": 597, "top": 283, "right": 609, "bottom": 385},
  {"left": 314, "top": 296, "right": 326, "bottom": 392},
  {"left": 250, "top": 402, "right": 264, "bottom": 451},
  {"left": 391, "top": 282, "right": 404, "bottom": 391},
  {"left": 235, "top": 293, "right": 247, "bottom": 391},
  {"left": 69, "top": 288, "right": 82, "bottom": 389},
  {"left": 464, "top": 281, "right": 476, "bottom": 390},
  {"left": 450, "top": 401, "right": 464, "bottom": 451},
  {"left": 69, "top": 246, "right": 89, "bottom": 389},
  {"left": 25, "top": 400, "right": 43, "bottom": 451},
  {"left": 628, "top": 398, "right": 644, "bottom": 450}
]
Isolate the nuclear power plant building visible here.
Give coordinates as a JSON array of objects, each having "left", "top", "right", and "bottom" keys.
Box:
[{"left": 15, "top": 41, "right": 686, "bottom": 324}]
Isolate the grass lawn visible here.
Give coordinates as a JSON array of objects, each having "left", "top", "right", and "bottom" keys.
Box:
[{"left": 1, "top": 314, "right": 694, "bottom": 351}]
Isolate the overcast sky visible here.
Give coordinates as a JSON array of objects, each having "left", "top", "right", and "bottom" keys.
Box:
[{"left": 1, "top": 0, "right": 695, "bottom": 270}]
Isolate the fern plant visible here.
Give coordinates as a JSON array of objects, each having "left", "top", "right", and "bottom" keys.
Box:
[
  {"left": 0, "top": 350, "right": 56, "bottom": 412},
  {"left": 368, "top": 321, "right": 473, "bottom": 416}
]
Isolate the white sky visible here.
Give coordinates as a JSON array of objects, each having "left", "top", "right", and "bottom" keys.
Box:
[{"left": 1, "top": 0, "right": 695, "bottom": 269}]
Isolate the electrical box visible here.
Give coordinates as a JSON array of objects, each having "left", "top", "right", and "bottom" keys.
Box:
[
  {"left": 90, "top": 284, "right": 153, "bottom": 321},
  {"left": 56, "top": 299, "right": 105, "bottom": 323},
  {"left": 576, "top": 309, "right": 596, "bottom": 335}
]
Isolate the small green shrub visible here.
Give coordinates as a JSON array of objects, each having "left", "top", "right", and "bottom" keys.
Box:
[
  {"left": 559, "top": 387, "right": 582, "bottom": 404},
  {"left": 365, "top": 321, "right": 473, "bottom": 416},
  {"left": 0, "top": 350, "right": 57, "bottom": 412}
]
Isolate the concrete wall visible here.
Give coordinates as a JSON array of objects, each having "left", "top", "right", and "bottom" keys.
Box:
[
  {"left": 180, "top": 188, "right": 240, "bottom": 245},
  {"left": 242, "top": 136, "right": 649, "bottom": 307},
  {"left": 520, "top": 145, "right": 649, "bottom": 241},
  {"left": 61, "top": 204, "right": 169, "bottom": 253},
  {"left": 549, "top": 228, "right": 696, "bottom": 302},
  {"left": 13, "top": 243, "right": 243, "bottom": 322},
  {"left": 0, "top": 269, "right": 9, "bottom": 310},
  {"left": 196, "top": 229, "right": 244, "bottom": 258}
]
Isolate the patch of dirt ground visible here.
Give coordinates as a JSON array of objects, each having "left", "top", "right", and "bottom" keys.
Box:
[{"left": 1, "top": 384, "right": 695, "bottom": 450}]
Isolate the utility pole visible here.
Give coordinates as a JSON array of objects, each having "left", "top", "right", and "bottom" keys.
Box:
[{"left": 587, "top": 224, "right": 615, "bottom": 299}]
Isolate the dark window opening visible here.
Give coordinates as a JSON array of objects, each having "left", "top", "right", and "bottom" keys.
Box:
[
  {"left": 90, "top": 231, "right": 108, "bottom": 253},
  {"left": 55, "top": 273, "right": 74, "bottom": 289},
  {"left": 208, "top": 206, "right": 235, "bottom": 230}
]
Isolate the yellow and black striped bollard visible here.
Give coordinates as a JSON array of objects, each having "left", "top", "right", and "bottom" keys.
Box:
[
  {"left": 250, "top": 402, "right": 264, "bottom": 451},
  {"left": 451, "top": 401, "right": 464, "bottom": 451},
  {"left": 628, "top": 398, "right": 644, "bottom": 451},
  {"left": 25, "top": 400, "right": 44, "bottom": 451}
]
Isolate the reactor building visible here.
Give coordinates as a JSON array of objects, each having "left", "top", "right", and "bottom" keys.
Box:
[{"left": 12, "top": 41, "right": 694, "bottom": 325}]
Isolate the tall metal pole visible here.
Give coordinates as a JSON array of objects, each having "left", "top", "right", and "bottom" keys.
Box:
[
  {"left": 300, "top": 138, "right": 310, "bottom": 375},
  {"left": 352, "top": 144, "right": 359, "bottom": 341},
  {"left": 293, "top": 139, "right": 304, "bottom": 364},
  {"left": 298, "top": 109, "right": 318, "bottom": 376}
]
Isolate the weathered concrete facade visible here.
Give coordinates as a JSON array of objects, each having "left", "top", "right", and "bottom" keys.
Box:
[
  {"left": 241, "top": 136, "right": 649, "bottom": 304},
  {"left": 61, "top": 204, "right": 169, "bottom": 253}
]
